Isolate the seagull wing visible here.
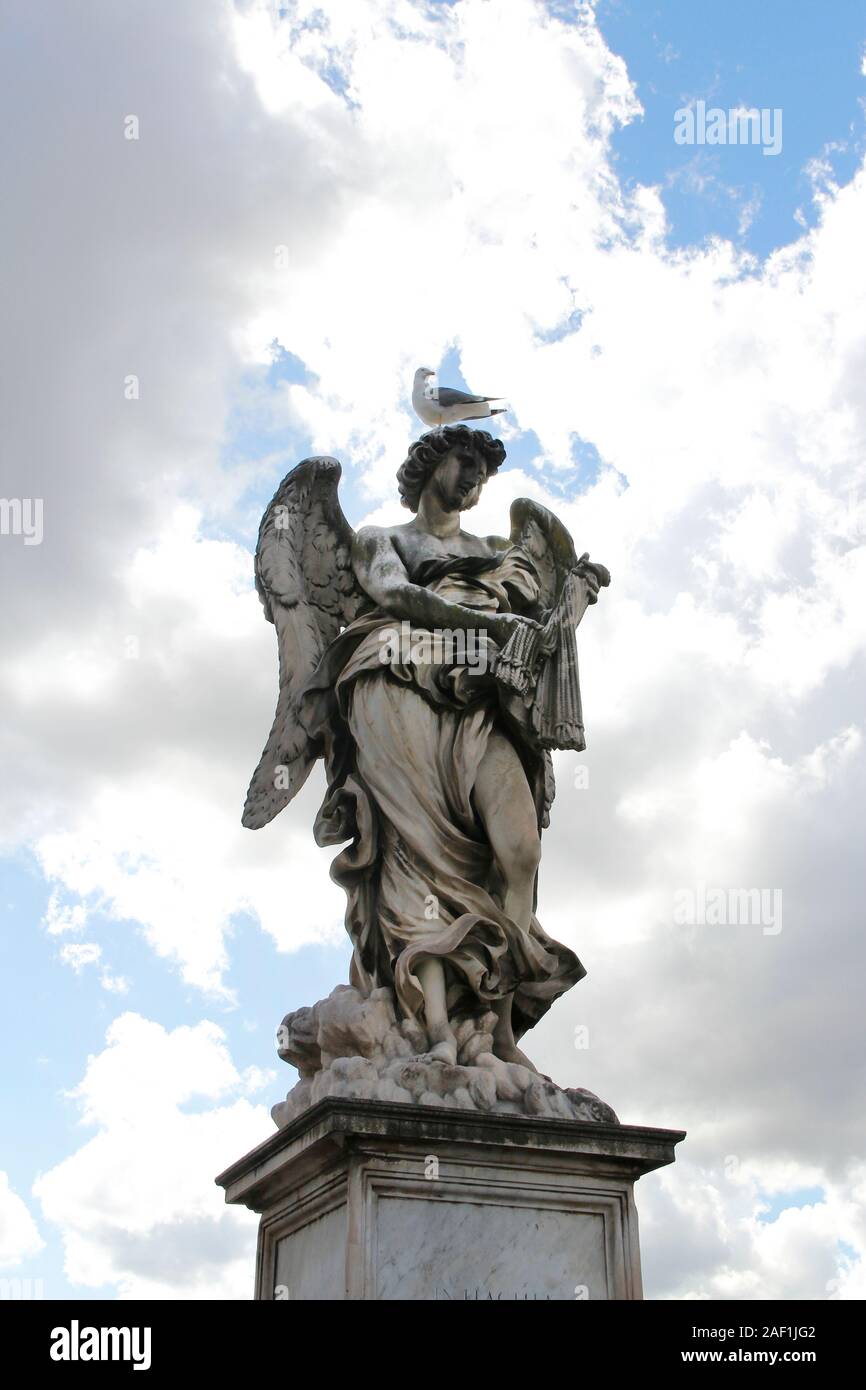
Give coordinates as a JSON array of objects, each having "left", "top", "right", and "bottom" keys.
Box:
[{"left": 436, "top": 386, "right": 498, "bottom": 407}]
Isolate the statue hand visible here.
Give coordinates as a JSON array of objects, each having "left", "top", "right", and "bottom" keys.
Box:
[
  {"left": 574, "top": 552, "right": 609, "bottom": 604},
  {"left": 489, "top": 612, "right": 543, "bottom": 647},
  {"left": 581, "top": 570, "right": 601, "bottom": 603}
]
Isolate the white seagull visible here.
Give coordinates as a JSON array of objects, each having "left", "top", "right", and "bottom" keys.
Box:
[{"left": 412, "top": 366, "right": 507, "bottom": 428}]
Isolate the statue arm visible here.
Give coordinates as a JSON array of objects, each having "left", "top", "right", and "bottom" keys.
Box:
[{"left": 352, "top": 527, "right": 535, "bottom": 644}]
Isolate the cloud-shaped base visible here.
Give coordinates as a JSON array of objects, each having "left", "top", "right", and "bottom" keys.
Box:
[{"left": 272, "top": 984, "right": 618, "bottom": 1126}]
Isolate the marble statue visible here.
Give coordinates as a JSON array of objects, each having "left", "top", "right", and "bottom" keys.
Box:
[{"left": 244, "top": 424, "right": 615, "bottom": 1125}]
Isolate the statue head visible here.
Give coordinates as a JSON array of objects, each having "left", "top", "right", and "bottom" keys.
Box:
[{"left": 397, "top": 425, "right": 506, "bottom": 514}]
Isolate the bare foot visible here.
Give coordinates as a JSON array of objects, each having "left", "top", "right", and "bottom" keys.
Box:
[
  {"left": 492, "top": 1040, "right": 538, "bottom": 1072},
  {"left": 427, "top": 1023, "right": 458, "bottom": 1065}
]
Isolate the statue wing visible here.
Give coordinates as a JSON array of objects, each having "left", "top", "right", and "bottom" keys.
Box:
[
  {"left": 509, "top": 498, "right": 580, "bottom": 613},
  {"left": 503, "top": 498, "right": 611, "bottom": 782},
  {"left": 242, "top": 456, "right": 364, "bottom": 830},
  {"left": 509, "top": 498, "right": 611, "bottom": 613}
]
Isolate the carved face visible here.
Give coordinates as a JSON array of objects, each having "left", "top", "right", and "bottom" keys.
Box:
[{"left": 430, "top": 444, "right": 489, "bottom": 512}]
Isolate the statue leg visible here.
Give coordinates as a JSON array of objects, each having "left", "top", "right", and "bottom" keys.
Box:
[
  {"left": 473, "top": 731, "right": 541, "bottom": 1070},
  {"left": 473, "top": 730, "right": 541, "bottom": 933},
  {"left": 415, "top": 958, "right": 458, "bottom": 1064}
]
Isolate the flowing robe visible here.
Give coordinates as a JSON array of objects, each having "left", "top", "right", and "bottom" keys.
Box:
[{"left": 299, "top": 545, "right": 585, "bottom": 1041}]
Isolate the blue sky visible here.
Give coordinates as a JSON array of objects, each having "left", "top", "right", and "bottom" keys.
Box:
[
  {"left": 597, "top": 0, "right": 866, "bottom": 256},
  {"left": 2, "top": 0, "right": 865, "bottom": 1301}
]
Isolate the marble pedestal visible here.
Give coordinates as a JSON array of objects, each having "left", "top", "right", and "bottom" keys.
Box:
[{"left": 216, "top": 1098, "right": 684, "bottom": 1301}]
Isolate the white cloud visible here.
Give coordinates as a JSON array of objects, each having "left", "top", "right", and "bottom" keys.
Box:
[
  {"left": 99, "top": 970, "right": 131, "bottom": 996},
  {"left": 0, "top": 1173, "right": 45, "bottom": 1270},
  {"left": 29, "top": 509, "right": 348, "bottom": 994},
  {"left": 2, "top": 0, "right": 865, "bottom": 1301},
  {"left": 58, "top": 941, "right": 129, "bottom": 994},
  {"left": 33, "top": 1014, "right": 270, "bottom": 1299},
  {"left": 640, "top": 1157, "right": 866, "bottom": 1300},
  {"left": 59, "top": 943, "right": 103, "bottom": 973}
]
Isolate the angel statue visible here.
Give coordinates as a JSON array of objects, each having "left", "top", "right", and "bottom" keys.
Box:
[{"left": 243, "top": 425, "right": 610, "bottom": 1080}]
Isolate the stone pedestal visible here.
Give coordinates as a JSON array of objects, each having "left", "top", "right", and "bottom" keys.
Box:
[{"left": 216, "top": 1098, "right": 685, "bottom": 1301}]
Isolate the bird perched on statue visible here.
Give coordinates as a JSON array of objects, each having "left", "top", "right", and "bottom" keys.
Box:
[{"left": 412, "top": 366, "right": 507, "bottom": 428}]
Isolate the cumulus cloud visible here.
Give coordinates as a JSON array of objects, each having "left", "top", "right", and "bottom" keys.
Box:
[
  {"left": 640, "top": 1157, "right": 866, "bottom": 1301},
  {"left": 0, "top": 1173, "right": 45, "bottom": 1270},
  {"left": 2, "top": 0, "right": 865, "bottom": 1298},
  {"left": 33, "top": 1013, "right": 270, "bottom": 1299}
]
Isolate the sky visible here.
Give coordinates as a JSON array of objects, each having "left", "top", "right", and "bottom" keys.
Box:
[{"left": 1, "top": 0, "right": 865, "bottom": 1301}]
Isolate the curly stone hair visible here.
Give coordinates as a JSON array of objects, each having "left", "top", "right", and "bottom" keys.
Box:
[{"left": 396, "top": 425, "right": 506, "bottom": 512}]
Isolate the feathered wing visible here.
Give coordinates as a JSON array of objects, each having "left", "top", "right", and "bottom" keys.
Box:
[
  {"left": 503, "top": 498, "right": 611, "bottom": 769},
  {"left": 242, "top": 457, "right": 365, "bottom": 830},
  {"left": 509, "top": 497, "right": 611, "bottom": 615},
  {"left": 509, "top": 498, "right": 580, "bottom": 613},
  {"left": 436, "top": 387, "right": 499, "bottom": 407}
]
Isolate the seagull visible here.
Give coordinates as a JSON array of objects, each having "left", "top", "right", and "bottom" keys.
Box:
[{"left": 412, "top": 367, "right": 507, "bottom": 428}]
